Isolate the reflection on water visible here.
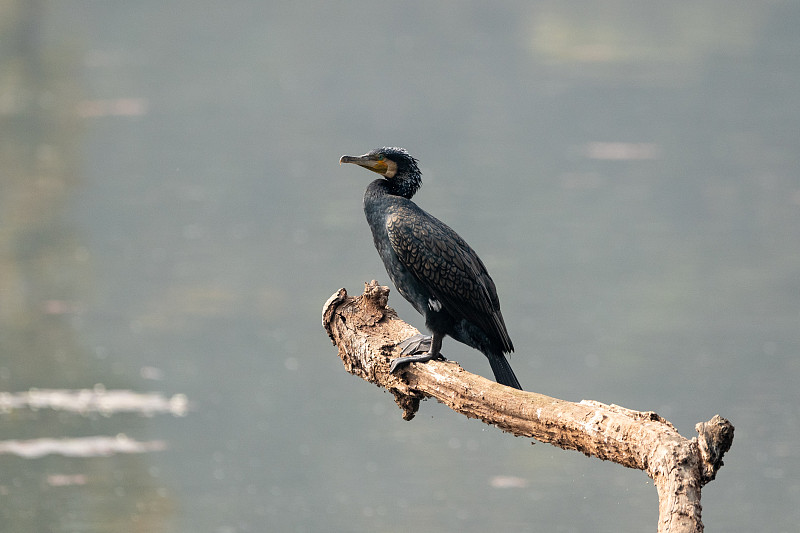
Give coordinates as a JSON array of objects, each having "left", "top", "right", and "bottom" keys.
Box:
[
  {"left": 0, "top": 435, "right": 167, "bottom": 459},
  {"left": 0, "top": 0, "right": 92, "bottom": 390},
  {"left": 0, "top": 3, "right": 176, "bottom": 531},
  {"left": 75, "top": 97, "right": 149, "bottom": 118},
  {"left": 0, "top": 388, "right": 188, "bottom": 417}
]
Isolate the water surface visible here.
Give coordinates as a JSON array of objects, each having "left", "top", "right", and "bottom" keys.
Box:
[{"left": 1, "top": 2, "right": 798, "bottom": 531}]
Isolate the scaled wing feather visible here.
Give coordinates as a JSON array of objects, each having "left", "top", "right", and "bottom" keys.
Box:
[{"left": 386, "top": 205, "right": 513, "bottom": 352}]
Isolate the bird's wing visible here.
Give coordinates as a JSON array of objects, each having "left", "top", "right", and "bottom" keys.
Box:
[{"left": 386, "top": 205, "right": 513, "bottom": 352}]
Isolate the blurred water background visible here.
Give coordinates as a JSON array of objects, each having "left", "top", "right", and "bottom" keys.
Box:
[{"left": 1, "top": 1, "right": 798, "bottom": 531}]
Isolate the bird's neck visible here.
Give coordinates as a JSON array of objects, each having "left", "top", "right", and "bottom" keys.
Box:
[
  {"left": 364, "top": 180, "right": 397, "bottom": 216},
  {"left": 364, "top": 174, "right": 420, "bottom": 200},
  {"left": 363, "top": 179, "right": 415, "bottom": 225},
  {"left": 364, "top": 179, "right": 392, "bottom": 200}
]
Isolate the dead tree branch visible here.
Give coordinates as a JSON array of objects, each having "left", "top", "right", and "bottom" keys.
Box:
[{"left": 322, "top": 281, "right": 734, "bottom": 533}]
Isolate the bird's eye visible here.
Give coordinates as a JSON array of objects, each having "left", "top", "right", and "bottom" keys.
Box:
[{"left": 376, "top": 154, "right": 385, "bottom": 161}]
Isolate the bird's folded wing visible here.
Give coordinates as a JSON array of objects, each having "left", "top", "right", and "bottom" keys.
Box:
[{"left": 386, "top": 205, "right": 512, "bottom": 352}]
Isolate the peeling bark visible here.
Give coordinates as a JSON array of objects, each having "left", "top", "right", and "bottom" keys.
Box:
[{"left": 322, "top": 281, "right": 734, "bottom": 533}]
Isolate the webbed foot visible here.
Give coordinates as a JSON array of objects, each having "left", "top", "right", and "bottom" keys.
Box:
[
  {"left": 390, "top": 352, "right": 438, "bottom": 373},
  {"left": 391, "top": 334, "right": 446, "bottom": 373},
  {"left": 398, "top": 334, "right": 432, "bottom": 355}
]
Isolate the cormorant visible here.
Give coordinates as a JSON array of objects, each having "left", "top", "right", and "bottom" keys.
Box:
[{"left": 340, "top": 147, "right": 522, "bottom": 390}]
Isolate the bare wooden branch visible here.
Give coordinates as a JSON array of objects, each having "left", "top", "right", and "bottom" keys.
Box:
[{"left": 322, "top": 281, "right": 734, "bottom": 533}]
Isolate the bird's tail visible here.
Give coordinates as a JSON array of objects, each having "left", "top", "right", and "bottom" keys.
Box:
[{"left": 488, "top": 354, "right": 522, "bottom": 390}]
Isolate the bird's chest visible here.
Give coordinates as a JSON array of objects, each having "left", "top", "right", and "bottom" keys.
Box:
[{"left": 364, "top": 213, "right": 429, "bottom": 315}]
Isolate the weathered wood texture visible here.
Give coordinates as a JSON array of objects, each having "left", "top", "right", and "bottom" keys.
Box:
[{"left": 322, "top": 281, "right": 734, "bottom": 533}]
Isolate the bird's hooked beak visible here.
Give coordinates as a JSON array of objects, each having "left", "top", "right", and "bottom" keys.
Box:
[{"left": 339, "top": 153, "right": 396, "bottom": 177}]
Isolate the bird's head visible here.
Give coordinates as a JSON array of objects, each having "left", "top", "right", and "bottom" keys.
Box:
[{"left": 340, "top": 147, "right": 422, "bottom": 198}]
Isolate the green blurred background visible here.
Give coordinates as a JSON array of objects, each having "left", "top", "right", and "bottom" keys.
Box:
[{"left": 1, "top": 1, "right": 798, "bottom": 531}]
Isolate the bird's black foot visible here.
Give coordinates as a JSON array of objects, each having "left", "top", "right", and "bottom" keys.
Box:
[
  {"left": 390, "top": 351, "right": 438, "bottom": 373},
  {"left": 397, "top": 334, "right": 432, "bottom": 355},
  {"left": 391, "top": 334, "right": 446, "bottom": 373}
]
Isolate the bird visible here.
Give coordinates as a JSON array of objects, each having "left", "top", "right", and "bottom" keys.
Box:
[{"left": 339, "top": 147, "right": 522, "bottom": 390}]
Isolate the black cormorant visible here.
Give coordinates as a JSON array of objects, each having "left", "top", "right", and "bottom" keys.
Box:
[{"left": 340, "top": 147, "right": 522, "bottom": 390}]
